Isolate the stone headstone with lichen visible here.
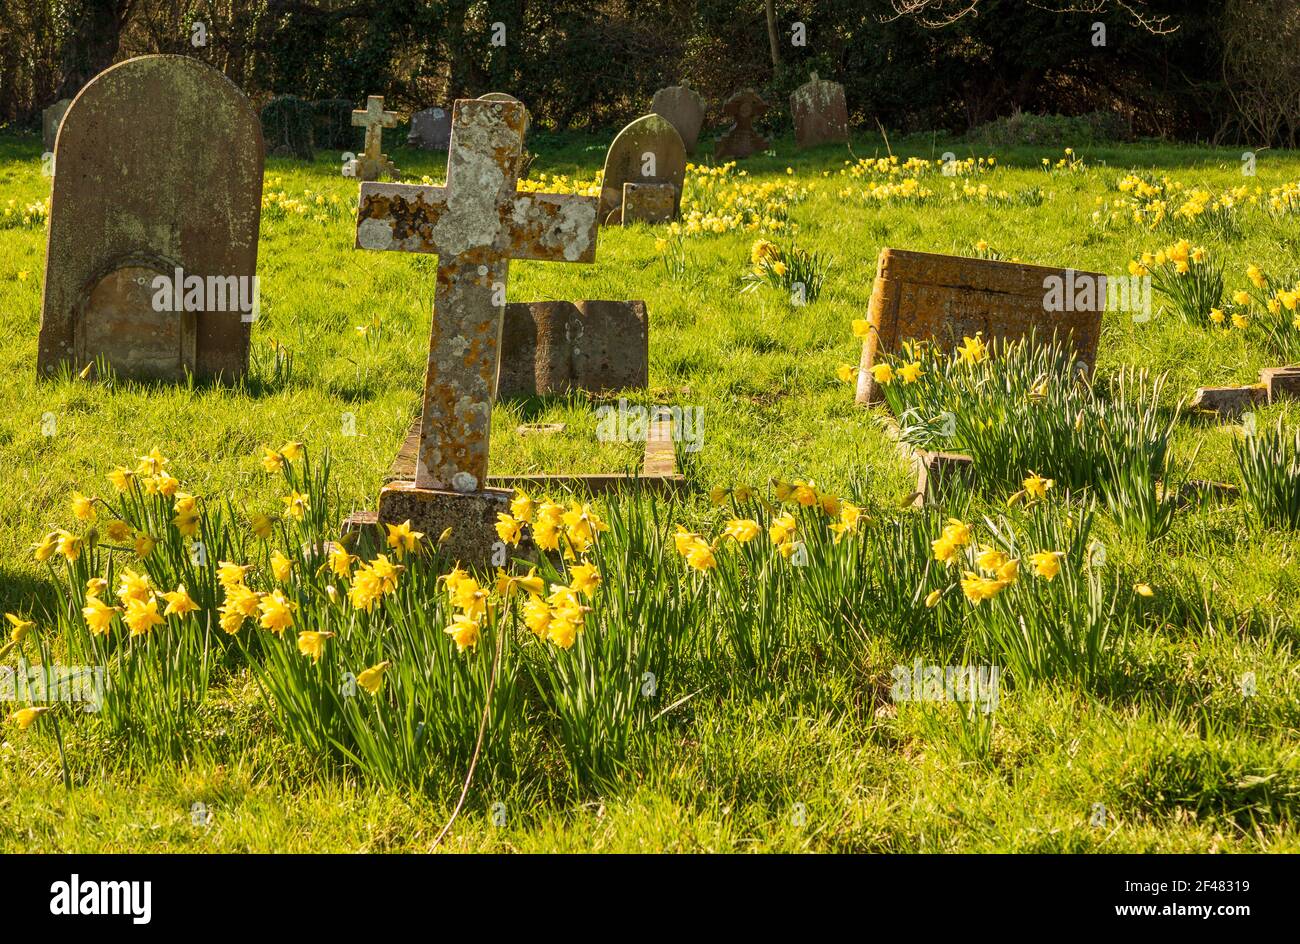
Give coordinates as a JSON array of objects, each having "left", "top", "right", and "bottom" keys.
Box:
[
  {"left": 650, "top": 83, "right": 706, "bottom": 156},
  {"left": 854, "top": 248, "right": 1105, "bottom": 405},
  {"left": 353, "top": 98, "right": 598, "bottom": 564},
  {"left": 598, "top": 114, "right": 686, "bottom": 225},
  {"left": 790, "top": 72, "right": 848, "bottom": 149},
  {"left": 37, "top": 55, "right": 263, "bottom": 384},
  {"left": 42, "top": 98, "right": 73, "bottom": 152},
  {"left": 715, "top": 89, "right": 769, "bottom": 160},
  {"left": 407, "top": 106, "right": 452, "bottom": 150}
]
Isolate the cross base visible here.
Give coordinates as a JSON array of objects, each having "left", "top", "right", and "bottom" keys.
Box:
[{"left": 377, "top": 480, "right": 515, "bottom": 567}]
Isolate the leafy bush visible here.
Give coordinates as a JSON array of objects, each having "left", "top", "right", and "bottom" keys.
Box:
[
  {"left": 311, "top": 98, "right": 361, "bottom": 152},
  {"left": 260, "top": 95, "right": 315, "bottom": 160},
  {"left": 967, "top": 110, "right": 1130, "bottom": 147}
]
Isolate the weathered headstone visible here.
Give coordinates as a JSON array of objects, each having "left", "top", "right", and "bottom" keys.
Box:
[
  {"left": 854, "top": 248, "right": 1105, "bottom": 405},
  {"left": 1261, "top": 366, "right": 1300, "bottom": 404},
  {"left": 790, "top": 72, "right": 848, "bottom": 148},
  {"left": 42, "top": 98, "right": 72, "bottom": 153},
  {"left": 37, "top": 55, "right": 263, "bottom": 383},
  {"left": 715, "top": 89, "right": 769, "bottom": 160},
  {"left": 350, "top": 95, "right": 400, "bottom": 181},
  {"left": 598, "top": 114, "right": 687, "bottom": 225},
  {"left": 650, "top": 83, "right": 706, "bottom": 156},
  {"left": 496, "top": 300, "right": 649, "bottom": 397},
  {"left": 354, "top": 98, "right": 598, "bottom": 564},
  {"left": 407, "top": 106, "right": 451, "bottom": 150}
]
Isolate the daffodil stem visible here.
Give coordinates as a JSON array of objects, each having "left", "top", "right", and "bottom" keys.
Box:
[{"left": 51, "top": 713, "right": 72, "bottom": 792}]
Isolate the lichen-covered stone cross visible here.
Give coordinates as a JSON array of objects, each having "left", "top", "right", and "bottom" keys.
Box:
[
  {"left": 352, "top": 95, "right": 398, "bottom": 161},
  {"left": 355, "top": 99, "right": 598, "bottom": 492}
]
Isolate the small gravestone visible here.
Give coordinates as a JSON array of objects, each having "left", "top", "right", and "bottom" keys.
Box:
[
  {"left": 854, "top": 248, "right": 1105, "bottom": 405},
  {"left": 42, "top": 98, "right": 73, "bottom": 152},
  {"left": 37, "top": 55, "right": 263, "bottom": 383},
  {"left": 1261, "top": 366, "right": 1300, "bottom": 404},
  {"left": 496, "top": 300, "right": 649, "bottom": 398},
  {"left": 650, "top": 83, "right": 706, "bottom": 156},
  {"left": 599, "top": 114, "right": 686, "bottom": 225},
  {"left": 715, "top": 89, "right": 769, "bottom": 160},
  {"left": 790, "top": 72, "right": 848, "bottom": 148},
  {"left": 350, "top": 95, "right": 400, "bottom": 181},
  {"left": 354, "top": 98, "right": 598, "bottom": 565},
  {"left": 621, "top": 182, "right": 677, "bottom": 224},
  {"left": 407, "top": 106, "right": 451, "bottom": 150}
]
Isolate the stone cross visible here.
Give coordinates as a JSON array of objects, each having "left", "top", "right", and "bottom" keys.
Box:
[
  {"left": 355, "top": 99, "right": 598, "bottom": 495},
  {"left": 352, "top": 95, "right": 398, "bottom": 160}
]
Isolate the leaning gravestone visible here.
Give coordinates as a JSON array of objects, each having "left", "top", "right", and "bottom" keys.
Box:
[
  {"left": 42, "top": 98, "right": 73, "bottom": 152},
  {"left": 496, "top": 300, "right": 649, "bottom": 397},
  {"left": 650, "top": 83, "right": 706, "bottom": 156},
  {"left": 353, "top": 98, "right": 598, "bottom": 565},
  {"left": 407, "top": 106, "right": 452, "bottom": 150},
  {"left": 598, "top": 114, "right": 687, "bottom": 225},
  {"left": 790, "top": 72, "right": 848, "bottom": 148},
  {"left": 715, "top": 89, "right": 769, "bottom": 160},
  {"left": 854, "top": 248, "right": 1105, "bottom": 404},
  {"left": 37, "top": 55, "right": 263, "bottom": 383}
]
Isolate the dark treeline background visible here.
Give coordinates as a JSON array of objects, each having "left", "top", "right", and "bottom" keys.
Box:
[{"left": 1, "top": 0, "right": 1297, "bottom": 146}]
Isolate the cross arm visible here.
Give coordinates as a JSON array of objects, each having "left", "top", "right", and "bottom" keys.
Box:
[
  {"left": 505, "top": 193, "right": 599, "bottom": 263},
  {"left": 355, "top": 182, "right": 449, "bottom": 254}
]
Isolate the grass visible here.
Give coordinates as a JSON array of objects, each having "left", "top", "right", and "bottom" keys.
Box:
[{"left": 2, "top": 127, "right": 1300, "bottom": 852}]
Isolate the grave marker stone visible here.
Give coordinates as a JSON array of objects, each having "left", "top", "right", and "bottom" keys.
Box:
[
  {"left": 42, "top": 98, "right": 73, "bottom": 152},
  {"left": 650, "top": 83, "right": 706, "bottom": 156},
  {"left": 715, "top": 89, "right": 769, "bottom": 160},
  {"left": 496, "top": 300, "right": 649, "bottom": 397},
  {"left": 37, "top": 55, "right": 263, "bottom": 383},
  {"left": 353, "top": 98, "right": 598, "bottom": 564},
  {"left": 790, "top": 72, "right": 848, "bottom": 148},
  {"left": 407, "top": 106, "right": 451, "bottom": 150},
  {"left": 854, "top": 248, "right": 1105, "bottom": 405},
  {"left": 351, "top": 95, "right": 400, "bottom": 181},
  {"left": 599, "top": 114, "right": 686, "bottom": 225}
]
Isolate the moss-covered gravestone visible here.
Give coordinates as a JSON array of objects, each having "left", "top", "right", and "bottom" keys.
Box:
[{"left": 37, "top": 55, "right": 264, "bottom": 383}]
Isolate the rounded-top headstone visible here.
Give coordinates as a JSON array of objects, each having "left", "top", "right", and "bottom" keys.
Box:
[
  {"left": 598, "top": 113, "right": 687, "bottom": 224},
  {"left": 790, "top": 72, "right": 848, "bottom": 149},
  {"left": 407, "top": 106, "right": 452, "bottom": 150},
  {"left": 650, "top": 84, "right": 706, "bottom": 156},
  {"left": 36, "top": 55, "right": 264, "bottom": 383}
]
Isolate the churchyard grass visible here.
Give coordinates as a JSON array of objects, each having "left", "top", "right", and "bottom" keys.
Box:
[{"left": 2, "top": 131, "right": 1300, "bottom": 852}]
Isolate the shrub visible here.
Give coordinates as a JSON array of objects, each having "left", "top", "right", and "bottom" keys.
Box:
[
  {"left": 311, "top": 98, "right": 361, "bottom": 152},
  {"left": 967, "top": 110, "right": 1130, "bottom": 147},
  {"left": 260, "top": 95, "right": 315, "bottom": 160}
]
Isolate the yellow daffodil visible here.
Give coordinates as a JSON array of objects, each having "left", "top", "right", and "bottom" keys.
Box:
[
  {"left": 443, "top": 615, "right": 480, "bottom": 652},
  {"left": 1023, "top": 472, "right": 1054, "bottom": 500},
  {"left": 769, "top": 514, "right": 797, "bottom": 546},
  {"left": 1028, "top": 550, "right": 1063, "bottom": 580},
  {"left": 270, "top": 551, "right": 294, "bottom": 582},
  {"left": 510, "top": 490, "right": 534, "bottom": 523},
  {"left": 386, "top": 520, "right": 424, "bottom": 559},
  {"left": 282, "top": 490, "right": 310, "bottom": 522},
  {"left": 161, "top": 586, "right": 199, "bottom": 618},
  {"left": 259, "top": 589, "right": 295, "bottom": 634},
  {"left": 123, "top": 596, "right": 165, "bottom": 637},
  {"left": 899, "top": 361, "right": 924, "bottom": 384},
  {"left": 870, "top": 362, "right": 894, "bottom": 385},
  {"left": 568, "top": 562, "right": 601, "bottom": 597},
  {"left": 356, "top": 661, "right": 392, "bottom": 694},
  {"left": 723, "top": 518, "right": 761, "bottom": 543},
  {"left": 297, "top": 629, "right": 334, "bottom": 661},
  {"left": 12, "top": 706, "right": 51, "bottom": 730},
  {"left": 70, "top": 492, "right": 96, "bottom": 522},
  {"left": 82, "top": 596, "right": 118, "bottom": 635}
]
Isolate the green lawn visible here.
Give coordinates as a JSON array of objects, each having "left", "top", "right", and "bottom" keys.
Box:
[{"left": 2, "top": 128, "right": 1299, "bottom": 852}]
